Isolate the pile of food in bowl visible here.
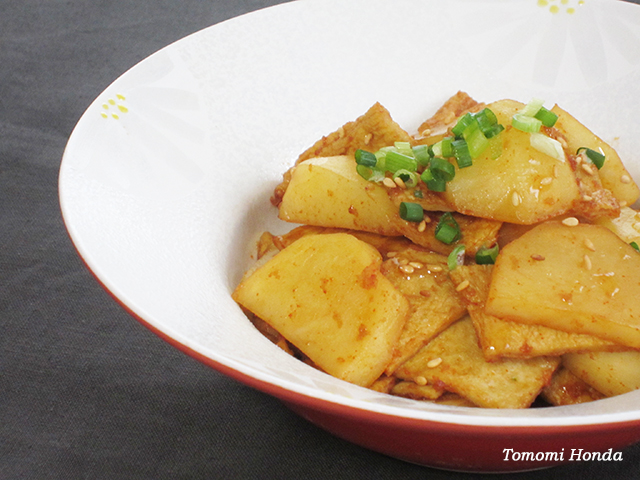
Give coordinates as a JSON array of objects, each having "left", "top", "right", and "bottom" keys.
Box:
[{"left": 232, "top": 91, "right": 640, "bottom": 410}]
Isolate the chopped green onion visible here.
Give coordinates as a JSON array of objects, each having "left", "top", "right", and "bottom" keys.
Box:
[
  {"left": 412, "top": 145, "right": 432, "bottom": 167},
  {"left": 488, "top": 136, "right": 503, "bottom": 159},
  {"left": 451, "top": 139, "right": 473, "bottom": 168},
  {"left": 474, "top": 114, "right": 494, "bottom": 135},
  {"left": 447, "top": 244, "right": 466, "bottom": 270},
  {"left": 464, "top": 126, "right": 489, "bottom": 158},
  {"left": 475, "top": 244, "right": 499, "bottom": 265},
  {"left": 429, "top": 157, "right": 456, "bottom": 181},
  {"left": 435, "top": 212, "right": 461, "bottom": 244},
  {"left": 512, "top": 113, "right": 542, "bottom": 133},
  {"left": 384, "top": 150, "right": 418, "bottom": 173},
  {"left": 483, "top": 123, "right": 505, "bottom": 139},
  {"left": 520, "top": 98, "right": 545, "bottom": 117},
  {"left": 399, "top": 202, "right": 424, "bottom": 222},
  {"left": 395, "top": 141, "right": 413, "bottom": 157},
  {"left": 534, "top": 106, "right": 558, "bottom": 128},
  {"left": 375, "top": 146, "right": 394, "bottom": 157},
  {"left": 474, "top": 109, "right": 498, "bottom": 138},
  {"left": 431, "top": 141, "right": 443, "bottom": 157},
  {"left": 420, "top": 168, "right": 434, "bottom": 182},
  {"left": 530, "top": 133, "right": 565, "bottom": 162},
  {"left": 420, "top": 157, "right": 455, "bottom": 192},
  {"left": 394, "top": 169, "right": 419, "bottom": 188},
  {"left": 462, "top": 118, "right": 479, "bottom": 138},
  {"left": 451, "top": 113, "right": 475, "bottom": 138},
  {"left": 356, "top": 165, "right": 385, "bottom": 182},
  {"left": 631, "top": 241, "right": 640, "bottom": 252},
  {"left": 423, "top": 176, "right": 447, "bottom": 192},
  {"left": 453, "top": 109, "right": 504, "bottom": 146},
  {"left": 577, "top": 147, "right": 606, "bottom": 169},
  {"left": 355, "top": 149, "right": 378, "bottom": 168},
  {"left": 441, "top": 136, "right": 454, "bottom": 157},
  {"left": 478, "top": 107, "right": 498, "bottom": 126}
]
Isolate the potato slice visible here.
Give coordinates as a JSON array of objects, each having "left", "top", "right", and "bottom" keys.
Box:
[
  {"left": 551, "top": 104, "right": 640, "bottom": 207},
  {"left": 450, "top": 264, "right": 620, "bottom": 360},
  {"left": 272, "top": 102, "right": 413, "bottom": 206},
  {"left": 563, "top": 350, "right": 640, "bottom": 397},
  {"left": 380, "top": 248, "right": 467, "bottom": 374},
  {"left": 233, "top": 233, "right": 410, "bottom": 387},
  {"left": 278, "top": 156, "right": 403, "bottom": 236},
  {"left": 540, "top": 367, "right": 605, "bottom": 406},
  {"left": 394, "top": 317, "right": 560, "bottom": 409},
  {"left": 486, "top": 221, "right": 640, "bottom": 348},
  {"left": 442, "top": 99, "right": 581, "bottom": 224},
  {"left": 278, "top": 156, "right": 499, "bottom": 250}
]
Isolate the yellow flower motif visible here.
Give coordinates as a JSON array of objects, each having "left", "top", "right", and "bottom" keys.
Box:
[
  {"left": 537, "top": 0, "right": 585, "bottom": 15},
  {"left": 100, "top": 94, "right": 129, "bottom": 120},
  {"left": 451, "top": 0, "right": 640, "bottom": 90}
]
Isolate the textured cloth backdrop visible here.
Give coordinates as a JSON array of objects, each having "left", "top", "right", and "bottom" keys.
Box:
[{"left": 2, "top": 1, "right": 640, "bottom": 479}]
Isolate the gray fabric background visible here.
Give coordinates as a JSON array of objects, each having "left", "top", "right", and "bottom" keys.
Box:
[{"left": 3, "top": 1, "right": 640, "bottom": 478}]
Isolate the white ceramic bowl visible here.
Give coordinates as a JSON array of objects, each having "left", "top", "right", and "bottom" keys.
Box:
[{"left": 59, "top": 0, "right": 640, "bottom": 471}]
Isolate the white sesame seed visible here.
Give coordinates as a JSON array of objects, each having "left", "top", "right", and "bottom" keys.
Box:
[
  {"left": 382, "top": 177, "right": 396, "bottom": 188},
  {"left": 387, "top": 251, "right": 398, "bottom": 258},
  {"left": 584, "top": 254, "right": 592, "bottom": 271},
  {"left": 423, "top": 214, "right": 431, "bottom": 223},
  {"left": 456, "top": 280, "right": 470, "bottom": 292},
  {"left": 581, "top": 163, "right": 595, "bottom": 175},
  {"left": 363, "top": 133, "right": 372, "bottom": 145},
  {"left": 531, "top": 254, "right": 545, "bottom": 261},
  {"left": 420, "top": 129, "right": 432, "bottom": 137},
  {"left": 417, "top": 220, "right": 427, "bottom": 232},
  {"left": 512, "top": 191, "right": 521, "bottom": 206},
  {"left": 582, "top": 194, "right": 593, "bottom": 202},
  {"left": 584, "top": 238, "right": 596, "bottom": 251},
  {"left": 394, "top": 176, "right": 406, "bottom": 189},
  {"left": 562, "top": 217, "right": 579, "bottom": 226},
  {"left": 409, "top": 262, "right": 423, "bottom": 269},
  {"left": 429, "top": 265, "right": 444, "bottom": 273},
  {"left": 415, "top": 376, "right": 428, "bottom": 386},
  {"left": 399, "top": 265, "right": 415, "bottom": 274},
  {"left": 553, "top": 165, "right": 559, "bottom": 178},
  {"left": 427, "top": 358, "right": 443, "bottom": 368},
  {"left": 621, "top": 175, "right": 632, "bottom": 184},
  {"left": 540, "top": 177, "right": 554, "bottom": 186}
]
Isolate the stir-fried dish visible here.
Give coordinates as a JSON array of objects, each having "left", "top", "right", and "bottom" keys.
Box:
[{"left": 233, "top": 92, "right": 640, "bottom": 409}]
